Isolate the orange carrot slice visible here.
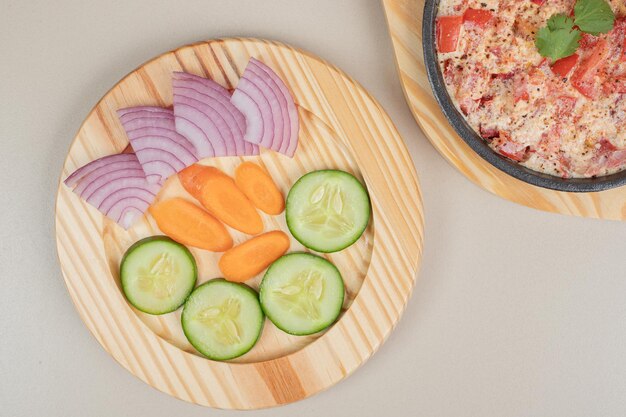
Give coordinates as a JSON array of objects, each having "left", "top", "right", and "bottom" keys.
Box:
[
  {"left": 149, "top": 198, "right": 233, "bottom": 251},
  {"left": 234, "top": 162, "right": 284, "bottom": 215},
  {"left": 179, "top": 165, "right": 263, "bottom": 235},
  {"left": 177, "top": 164, "right": 207, "bottom": 199},
  {"left": 219, "top": 231, "right": 290, "bottom": 282}
]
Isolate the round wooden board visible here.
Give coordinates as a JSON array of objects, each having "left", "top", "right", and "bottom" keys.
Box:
[
  {"left": 55, "top": 38, "right": 424, "bottom": 409},
  {"left": 382, "top": 0, "right": 626, "bottom": 221}
]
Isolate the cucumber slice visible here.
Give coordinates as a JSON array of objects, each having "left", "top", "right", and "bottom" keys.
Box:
[
  {"left": 181, "top": 279, "right": 264, "bottom": 361},
  {"left": 286, "top": 170, "right": 370, "bottom": 253},
  {"left": 120, "top": 236, "right": 197, "bottom": 315},
  {"left": 259, "top": 253, "right": 344, "bottom": 335}
]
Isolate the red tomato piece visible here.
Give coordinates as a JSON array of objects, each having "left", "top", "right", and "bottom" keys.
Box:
[
  {"left": 611, "top": 18, "right": 626, "bottom": 62},
  {"left": 455, "top": 63, "right": 489, "bottom": 114},
  {"left": 537, "top": 125, "right": 563, "bottom": 160},
  {"left": 555, "top": 96, "right": 577, "bottom": 117},
  {"left": 602, "top": 77, "right": 626, "bottom": 95},
  {"left": 551, "top": 54, "right": 579, "bottom": 78},
  {"left": 586, "top": 139, "right": 626, "bottom": 174},
  {"left": 492, "top": 72, "right": 514, "bottom": 80},
  {"left": 598, "top": 139, "right": 618, "bottom": 153},
  {"left": 437, "top": 16, "right": 463, "bottom": 53},
  {"left": 463, "top": 9, "right": 493, "bottom": 27},
  {"left": 494, "top": 132, "right": 530, "bottom": 162},
  {"left": 531, "top": 0, "right": 545, "bottom": 5},
  {"left": 579, "top": 33, "right": 598, "bottom": 50},
  {"left": 497, "top": 141, "right": 530, "bottom": 161},
  {"left": 607, "top": 149, "right": 626, "bottom": 170},
  {"left": 571, "top": 39, "right": 609, "bottom": 99},
  {"left": 479, "top": 124, "right": 499, "bottom": 139},
  {"left": 479, "top": 94, "right": 494, "bottom": 107},
  {"left": 513, "top": 72, "right": 529, "bottom": 103}
]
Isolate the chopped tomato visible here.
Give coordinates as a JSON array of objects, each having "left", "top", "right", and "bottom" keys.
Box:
[
  {"left": 530, "top": 0, "right": 545, "bottom": 5},
  {"left": 558, "top": 154, "right": 572, "bottom": 178},
  {"left": 579, "top": 33, "right": 599, "bottom": 50},
  {"left": 496, "top": 141, "right": 530, "bottom": 162},
  {"left": 492, "top": 72, "right": 514, "bottom": 80},
  {"left": 608, "top": 149, "right": 626, "bottom": 170},
  {"left": 610, "top": 18, "right": 626, "bottom": 62},
  {"left": 598, "top": 138, "right": 618, "bottom": 153},
  {"left": 551, "top": 54, "right": 578, "bottom": 78},
  {"left": 493, "top": 132, "right": 530, "bottom": 162},
  {"left": 459, "top": 100, "right": 478, "bottom": 115},
  {"left": 528, "top": 60, "right": 550, "bottom": 86},
  {"left": 513, "top": 72, "right": 529, "bottom": 102},
  {"left": 437, "top": 16, "right": 463, "bottom": 53},
  {"left": 455, "top": 63, "right": 489, "bottom": 114},
  {"left": 442, "top": 59, "right": 456, "bottom": 83},
  {"left": 602, "top": 77, "right": 626, "bottom": 95},
  {"left": 586, "top": 139, "right": 626, "bottom": 175},
  {"left": 479, "top": 94, "right": 494, "bottom": 107},
  {"left": 479, "top": 124, "right": 499, "bottom": 139},
  {"left": 555, "top": 96, "right": 577, "bottom": 116},
  {"left": 463, "top": 9, "right": 493, "bottom": 28},
  {"left": 571, "top": 39, "right": 609, "bottom": 99}
]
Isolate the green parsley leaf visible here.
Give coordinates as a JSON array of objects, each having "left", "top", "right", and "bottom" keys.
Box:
[
  {"left": 574, "top": 0, "right": 615, "bottom": 35},
  {"left": 535, "top": 14, "right": 582, "bottom": 61},
  {"left": 547, "top": 13, "right": 576, "bottom": 31}
]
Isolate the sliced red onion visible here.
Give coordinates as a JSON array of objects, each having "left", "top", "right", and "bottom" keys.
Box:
[
  {"left": 99, "top": 186, "right": 156, "bottom": 214},
  {"left": 64, "top": 153, "right": 159, "bottom": 229},
  {"left": 119, "top": 110, "right": 174, "bottom": 124},
  {"left": 231, "top": 57, "right": 299, "bottom": 157},
  {"left": 174, "top": 84, "right": 240, "bottom": 154},
  {"left": 233, "top": 78, "right": 274, "bottom": 145},
  {"left": 126, "top": 126, "right": 196, "bottom": 155},
  {"left": 108, "top": 198, "right": 151, "bottom": 229},
  {"left": 172, "top": 72, "right": 259, "bottom": 158},
  {"left": 230, "top": 89, "right": 264, "bottom": 144},
  {"left": 64, "top": 153, "right": 137, "bottom": 187},
  {"left": 246, "top": 64, "right": 286, "bottom": 152},
  {"left": 76, "top": 165, "right": 145, "bottom": 196},
  {"left": 118, "top": 106, "right": 198, "bottom": 185},
  {"left": 250, "top": 58, "right": 299, "bottom": 156},
  {"left": 173, "top": 72, "right": 231, "bottom": 99},
  {"left": 118, "top": 106, "right": 173, "bottom": 118},
  {"left": 174, "top": 98, "right": 227, "bottom": 156}
]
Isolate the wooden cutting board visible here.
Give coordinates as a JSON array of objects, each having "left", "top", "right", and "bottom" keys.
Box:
[
  {"left": 55, "top": 38, "right": 423, "bottom": 409},
  {"left": 382, "top": 0, "right": 626, "bottom": 221}
]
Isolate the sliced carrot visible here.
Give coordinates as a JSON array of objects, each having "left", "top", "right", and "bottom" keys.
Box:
[
  {"left": 178, "top": 165, "right": 263, "bottom": 235},
  {"left": 219, "top": 231, "right": 290, "bottom": 282},
  {"left": 149, "top": 198, "right": 233, "bottom": 251},
  {"left": 178, "top": 164, "right": 214, "bottom": 200},
  {"left": 234, "top": 162, "right": 285, "bottom": 215}
]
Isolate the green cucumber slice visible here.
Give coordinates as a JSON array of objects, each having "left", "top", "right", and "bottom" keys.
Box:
[
  {"left": 181, "top": 279, "right": 264, "bottom": 361},
  {"left": 259, "top": 253, "right": 344, "bottom": 335},
  {"left": 286, "top": 170, "right": 370, "bottom": 253},
  {"left": 120, "top": 236, "right": 197, "bottom": 315}
]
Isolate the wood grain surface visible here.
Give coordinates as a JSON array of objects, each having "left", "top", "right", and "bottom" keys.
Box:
[
  {"left": 382, "top": 0, "right": 626, "bottom": 221},
  {"left": 55, "top": 38, "right": 423, "bottom": 409}
]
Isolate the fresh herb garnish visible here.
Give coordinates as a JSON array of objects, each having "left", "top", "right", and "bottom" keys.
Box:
[
  {"left": 535, "top": 0, "right": 615, "bottom": 61},
  {"left": 535, "top": 14, "right": 582, "bottom": 61},
  {"left": 574, "top": 0, "right": 615, "bottom": 35}
]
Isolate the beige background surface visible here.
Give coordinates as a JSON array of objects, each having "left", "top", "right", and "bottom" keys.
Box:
[{"left": 1, "top": 1, "right": 625, "bottom": 416}]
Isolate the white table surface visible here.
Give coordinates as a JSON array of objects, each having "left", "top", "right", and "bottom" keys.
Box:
[{"left": 2, "top": 0, "right": 626, "bottom": 415}]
